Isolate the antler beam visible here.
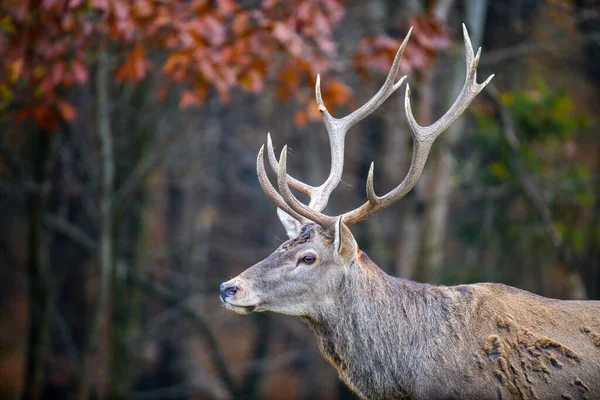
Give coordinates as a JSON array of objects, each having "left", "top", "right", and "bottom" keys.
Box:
[
  {"left": 257, "top": 24, "right": 493, "bottom": 234},
  {"left": 342, "top": 24, "right": 494, "bottom": 225}
]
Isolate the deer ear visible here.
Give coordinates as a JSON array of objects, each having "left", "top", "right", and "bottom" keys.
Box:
[{"left": 333, "top": 216, "right": 357, "bottom": 263}]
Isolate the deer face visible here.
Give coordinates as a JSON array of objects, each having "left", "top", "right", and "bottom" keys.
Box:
[{"left": 220, "top": 221, "right": 357, "bottom": 316}]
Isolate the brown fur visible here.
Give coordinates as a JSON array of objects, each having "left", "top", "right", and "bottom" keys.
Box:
[{"left": 222, "top": 223, "right": 600, "bottom": 399}]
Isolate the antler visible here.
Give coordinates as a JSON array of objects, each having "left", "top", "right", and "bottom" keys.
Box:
[
  {"left": 342, "top": 24, "right": 494, "bottom": 225},
  {"left": 258, "top": 29, "right": 412, "bottom": 235},
  {"left": 257, "top": 24, "right": 493, "bottom": 234}
]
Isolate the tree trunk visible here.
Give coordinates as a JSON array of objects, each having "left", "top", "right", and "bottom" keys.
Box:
[
  {"left": 241, "top": 314, "right": 271, "bottom": 399},
  {"left": 108, "top": 75, "right": 155, "bottom": 400},
  {"left": 78, "top": 50, "right": 114, "bottom": 400},
  {"left": 22, "top": 128, "right": 56, "bottom": 400},
  {"left": 421, "top": 0, "right": 488, "bottom": 280},
  {"left": 575, "top": 0, "right": 600, "bottom": 300},
  {"left": 395, "top": 66, "right": 433, "bottom": 280}
]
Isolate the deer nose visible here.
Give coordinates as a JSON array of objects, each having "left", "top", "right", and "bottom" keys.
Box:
[{"left": 220, "top": 283, "right": 238, "bottom": 301}]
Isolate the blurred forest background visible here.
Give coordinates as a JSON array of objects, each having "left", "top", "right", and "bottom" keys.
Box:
[{"left": 1, "top": 0, "right": 599, "bottom": 399}]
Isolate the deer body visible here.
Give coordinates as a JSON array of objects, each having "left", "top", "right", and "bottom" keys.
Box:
[
  {"left": 303, "top": 247, "right": 600, "bottom": 399},
  {"left": 220, "top": 25, "right": 600, "bottom": 399}
]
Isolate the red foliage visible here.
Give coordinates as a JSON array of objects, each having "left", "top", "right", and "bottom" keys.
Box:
[
  {"left": 353, "top": 13, "right": 451, "bottom": 80},
  {"left": 0, "top": 1, "right": 452, "bottom": 131},
  {"left": 0, "top": 0, "right": 349, "bottom": 131}
]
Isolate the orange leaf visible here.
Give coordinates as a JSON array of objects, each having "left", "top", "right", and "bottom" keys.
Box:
[
  {"left": 194, "top": 82, "right": 209, "bottom": 102},
  {"left": 72, "top": 60, "right": 88, "bottom": 83},
  {"left": 216, "top": 84, "right": 230, "bottom": 104},
  {"left": 8, "top": 59, "right": 23, "bottom": 83},
  {"left": 69, "top": 0, "right": 84, "bottom": 8},
  {"left": 62, "top": 13, "right": 75, "bottom": 31},
  {"left": 133, "top": 0, "right": 153, "bottom": 18},
  {"left": 32, "top": 104, "right": 60, "bottom": 131},
  {"left": 52, "top": 62, "right": 65, "bottom": 85},
  {"left": 91, "top": 0, "right": 109, "bottom": 10},
  {"left": 163, "top": 53, "right": 189, "bottom": 74},
  {"left": 217, "top": 0, "right": 238, "bottom": 15},
  {"left": 158, "top": 84, "right": 170, "bottom": 102},
  {"left": 232, "top": 12, "right": 249, "bottom": 35},
  {"left": 326, "top": 80, "right": 351, "bottom": 105},
  {"left": 114, "top": 63, "right": 131, "bottom": 83},
  {"left": 190, "top": 0, "right": 210, "bottom": 13},
  {"left": 262, "top": 0, "right": 278, "bottom": 10},
  {"left": 278, "top": 64, "right": 299, "bottom": 89},
  {"left": 115, "top": 43, "right": 149, "bottom": 83},
  {"left": 179, "top": 90, "right": 201, "bottom": 109},
  {"left": 294, "top": 110, "right": 307, "bottom": 128},
  {"left": 57, "top": 101, "right": 77, "bottom": 122}
]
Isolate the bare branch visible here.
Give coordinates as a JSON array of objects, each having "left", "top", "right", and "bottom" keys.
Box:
[
  {"left": 129, "top": 274, "right": 238, "bottom": 398},
  {"left": 44, "top": 214, "right": 97, "bottom": 252}
]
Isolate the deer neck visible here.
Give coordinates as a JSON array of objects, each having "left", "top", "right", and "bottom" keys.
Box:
[{"left": 301, "top": 250, "right": 453, "bottom": 399}]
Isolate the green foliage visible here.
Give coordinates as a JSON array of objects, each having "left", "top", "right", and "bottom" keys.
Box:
[
  {"left": 472, "top": 80, "right": 590, "bottom": 186},
  {"left": 502, "top": 80, "right": 589, "bottom": 141},
  {"left": 456, "top": 80, "right": 593, "bottom": 282}
]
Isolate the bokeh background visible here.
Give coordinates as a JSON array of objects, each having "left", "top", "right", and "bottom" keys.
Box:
[{"left": 1, "top": 0, "right": 599, "bottom": 399}]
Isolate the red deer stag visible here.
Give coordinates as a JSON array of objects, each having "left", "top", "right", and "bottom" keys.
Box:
[{"left": 220, "top": 25, "right": 600, "bottom": 399}]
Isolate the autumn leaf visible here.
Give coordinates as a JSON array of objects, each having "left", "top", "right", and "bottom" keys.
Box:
[
  {"left": 158, "top": 84, "right": 170, "bottom": 102},
  {"left": 72, "top": 60, "right": 88, "bottom": 83},
  {"left": 325, "top": 81, "right": 351, "bottom": 106},
  {"left": 231, "top": 12, "right": 250, "bottom": 35},
  {"left": 8, "top": 58, "right": 23, "bottom": 83},
  {"left": 194, "top": 81, "right": 209, "bottom": 102},
  {"left": 115, "top": 42, "right": 149, "bottom": 83},
  {"left": 68, "top": 0, "right": 84, "bottom": 9},
  {"left": 239, "top": 70, "right": 264, "bottom": 93},
  {"left": 1, "top": 0, "right": 351, "bottom": 131},
  {"left": 262, "top": 0, "right": 279, "bottom": 10},
  {"left": 163, "top": 53, "right": 190, "bottom": 74},
  {"left": 179, "top": 90, "right": 202, "bottom": 109},
  {"left": 90, "top": 0, "right": 109, "bottom": 11},
  {"left": 51, "top": 62, "right": 66, "bottom": 85},
  {"left": 278, "top": 63, "right": 300, "bottom": 89},
  {"left": 133, "top": 0, "right": 153, "bottom": 18},
  {"left": 217, "top": 0, "right": 238, "bottom": 15},
  {"left": 294, "top": 110, "right": 308, "bottom": 128},
  {"left": 57, "top": 101, "right": 77, "bottom": 122},
  {"left": 31, "top": 104, "right": 60, "bottom": 131}
]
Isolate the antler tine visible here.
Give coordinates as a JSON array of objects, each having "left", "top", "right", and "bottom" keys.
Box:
[
  {"left": 265, "top": 28, "right": 413, "bottom": 219},
  {"left": 266, "top": 133, "right": 313, "bottom": 196},
  {"left": 257, "top": 145, "right": 307, "bottom": 236},
  {"left": 342, "top": 25, "right": 494, "bottom": 226},
  {"left": 336, "top": 27, "right": 412, "bottom": 130},
  {"left": 266, "top": 132, "right": 342, "bottom": 211},
  {"left": 277, "top": 146, "right": 336, "bottom": 228},
  {"left": 260, "top": 27, "right": 415, "bottom": 231},
  {"left": 300, "top": 27, "right": 411, "bottom": 213},
  {"left": 403, "top": 24, "right": 493, "bottom": 142}
]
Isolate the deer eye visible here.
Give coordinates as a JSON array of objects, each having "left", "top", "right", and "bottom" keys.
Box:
[{"left": 300, "top": 255, "right": 316, "bottom": 265}]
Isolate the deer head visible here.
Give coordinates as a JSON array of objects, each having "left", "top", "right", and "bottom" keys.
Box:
[
  {"left": 220, "top": 25, "right": 493, "bottom": 317},
  {"left": 220, "top": 220, "right": 357, "bottom": 315}
]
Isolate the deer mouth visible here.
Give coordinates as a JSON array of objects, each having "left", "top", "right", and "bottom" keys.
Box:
[{"left": 224, "top": 302, "right": 256, "bottom": 315}]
